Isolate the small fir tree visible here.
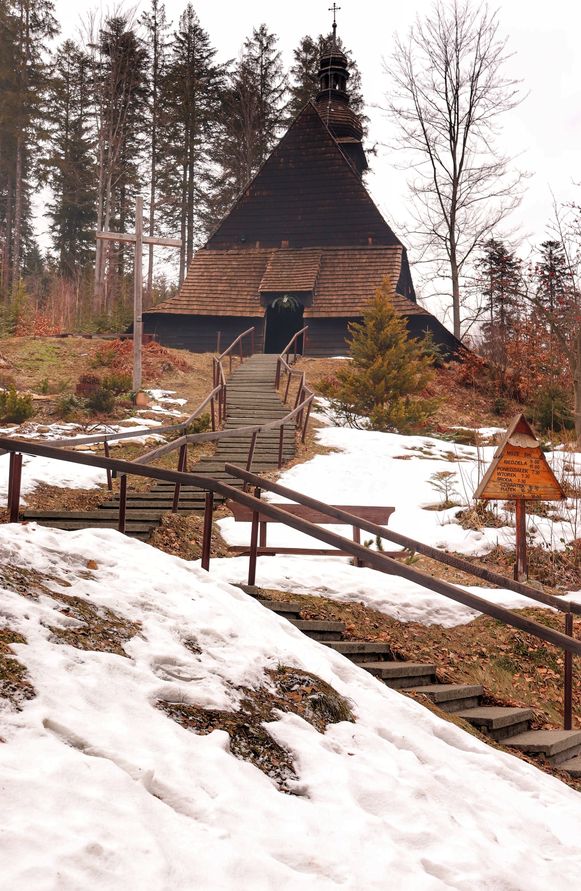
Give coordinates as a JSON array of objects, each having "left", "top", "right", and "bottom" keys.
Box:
[{"left": 321, "top": 278, "right": 437, "bottom": 432}]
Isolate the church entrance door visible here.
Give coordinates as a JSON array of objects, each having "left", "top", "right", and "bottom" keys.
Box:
[{"left": 263, "top": 301, "right": 304, "bottom": 354}]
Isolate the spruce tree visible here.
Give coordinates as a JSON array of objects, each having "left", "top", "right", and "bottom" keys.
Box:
[
  {"left": 0, "top": 0, "right": 58, "bottom": 298},
  {"left": 46, "top": 40, "right": 96, "bottom": 277},
  {"left": 476, "top": 238, "right": 522, "bottom": 374},
  {"left": 140, "top": 0, "right": 169, "bottom": 305},
  {"left": 211, "top": 24, "right": 286, "bottom": 220},
  {"left": 323, "top": 278, "right": 437, "bottom": 432},
  {"left": 159, "top": 4, "right": 225, "bottom": 282}
]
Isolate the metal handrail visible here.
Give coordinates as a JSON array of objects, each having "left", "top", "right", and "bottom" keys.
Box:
[
  {"left": 223, "top": 465, "right": 581, "bottom": 618},
  {"left": 0, "top": 433, "right": 578, "bottom": 731}
]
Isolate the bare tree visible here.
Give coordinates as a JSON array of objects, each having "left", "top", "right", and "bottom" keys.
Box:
[{"left": 386, "top": 0, "right": 524, "bottom": 339}]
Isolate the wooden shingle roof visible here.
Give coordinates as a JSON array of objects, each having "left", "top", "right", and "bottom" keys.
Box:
[
  {"left": 259, "top": 249, "right": 322, "bottom": 293},
  {"left": 148, "top": 245, "right": 429, "bottom": 320},
  {"left": 205, "top": 102, "right": 400, "bottom": 250}
]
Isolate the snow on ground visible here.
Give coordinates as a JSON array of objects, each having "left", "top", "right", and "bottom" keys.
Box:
[
  {"left": 0, "top": 522, "right": 580, "bottom": 889},
  {"left": 217, "top": 425, "right": 581, "bottom": 625},
  {"left": 0, "top": 392, "right": 188, "bottom": 504}
]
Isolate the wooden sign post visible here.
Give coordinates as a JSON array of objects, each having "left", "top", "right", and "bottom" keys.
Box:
[
  {"left": 96, "top": 197, "right": 181, "bottom": 392},
  {"left": 475, "top": 415, "right": 565, "bottom": 580}
]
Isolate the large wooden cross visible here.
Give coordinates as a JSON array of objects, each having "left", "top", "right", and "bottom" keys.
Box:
[{"left": 96, "top": 196, "right": 181, "bottom": 391}]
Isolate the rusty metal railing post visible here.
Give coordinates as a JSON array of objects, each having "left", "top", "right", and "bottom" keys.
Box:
[
  {"left": 104, "top": 440, "right": 113, "bottom": 490},
  {"left": 284, "top": 371, "right": 292, "bottom": 403},
  {"left": 275, "top": 359, "right": 281, "bottom": 389},
  {"left": 564, "top": 612, "right": 574, "bottom": 730},
  {"left": 278, "top": 425, "right": 285, "bottom": 468},
  {"left": 210, "top": 397, "right": 216, "bottom": 432},
  {"left": 247, "top": 486, "right": 261, "bottom": 586},
  {"left": 301, "top": 399, "right": 312, "bottom": 444},
  {"left": 201, "top": 491, "right": 214, "bottom": 571},
  {"left": 245, "top": 431, "right": 258, "bottom": 481},
  {"left": 172, "top": 443, "right": 188, "bottom": 512},
  {"left": 8, "top": 452, "right": 22, "bottom": 523},
  {"left": 118, "top": 474, "right": 127, "bottom": 534}
]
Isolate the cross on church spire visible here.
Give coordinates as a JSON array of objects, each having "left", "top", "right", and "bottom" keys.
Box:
[{"left": 329, "top": 3, "right": 341, "bottom": 42}]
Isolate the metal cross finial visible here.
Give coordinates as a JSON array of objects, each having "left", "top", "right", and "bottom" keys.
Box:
[{"left": 329, "top": 3, "right": 341, "bottom": 39}]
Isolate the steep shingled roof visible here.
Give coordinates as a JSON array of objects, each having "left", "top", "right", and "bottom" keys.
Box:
[{"left": 205, "top": 101, "right": 400, "bottom": 250}]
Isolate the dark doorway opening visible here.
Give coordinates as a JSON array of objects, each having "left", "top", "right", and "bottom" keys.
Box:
[{"left": 264, "top": 301, "right": 304, "bottom": 354}]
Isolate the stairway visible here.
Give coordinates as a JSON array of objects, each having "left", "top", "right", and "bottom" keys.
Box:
[
  {"left": 23, "top": 355, "right": 295, "bottom": 538},
  {"left": 245, "top": 589, "right": 581, "bottom": 780}
]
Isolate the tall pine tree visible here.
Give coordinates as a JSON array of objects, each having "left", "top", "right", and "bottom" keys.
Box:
[
  {"left": 159, "top": 5, "right": 225, "bottom": 283},
  {"left": 46, "top": 40, "right": 96, "bottom": 278},
  {"left": 212, "top": 25, "right": 286, "bottom": 221}
]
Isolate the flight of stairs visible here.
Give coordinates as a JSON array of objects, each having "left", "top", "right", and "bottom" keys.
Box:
[
  {"left": 245, "top": 589, "right": 581, "bottom": 779},
  {"left": 23, "top": 355, "right": 295, "bottom": 539}
]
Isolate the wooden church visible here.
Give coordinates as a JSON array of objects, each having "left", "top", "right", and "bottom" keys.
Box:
[{"left": 143, "top": 40, "right": 459, "bottom": 357}]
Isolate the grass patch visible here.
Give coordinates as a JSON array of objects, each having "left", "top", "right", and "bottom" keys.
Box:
[
  {"left": 48, "top": 593, "right": 141, "bottom": 657},
  {"left": 0, "top": 628, "right": 34, "bottom": 709},
  {"left": 158, "top": 665, "right": 354, "bottom": 793}
]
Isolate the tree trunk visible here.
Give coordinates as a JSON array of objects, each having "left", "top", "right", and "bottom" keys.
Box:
[
  {"left": 573, "top": 331, "right": 581, "bottom": 448},
  {"left": 450, "top": 241, "right": 461, "bottom": 340},
  {"left": 12, "top": 135, "right": 23, "bottom": 292}
]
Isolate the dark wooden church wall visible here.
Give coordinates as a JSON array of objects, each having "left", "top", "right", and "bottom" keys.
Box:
[
  {"left": 144, "top": 315, "right": 264, "bottom": 354},
  {"left": 406, "top": 315, "right": 462, "bottom": 358},
  {"left": 305, "top": 318, "right": 351, "bottom": 357}
]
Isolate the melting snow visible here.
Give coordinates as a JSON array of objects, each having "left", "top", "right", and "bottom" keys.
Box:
[{"left": 0, "top": 522, "right": 580, "bottom": 889}]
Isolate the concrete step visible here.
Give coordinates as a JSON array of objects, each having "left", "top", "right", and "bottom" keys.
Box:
[
  {"left": 324, "top": 641, "right": 394, "bottom": 663},
  {"left": 503, "top": 730, "right": 581, "bottom": 765},
  {"left": 362, "top": 661, "right": 437, "bottom": 689},
  {"left": 559, "top": 755, "right": 581, "bottom": 777},
  {"left": 411, "top": 684, "right": 484, "bottom": 713},
  {"left": 258, "top": 600, "right": 304, "bottom": 619},
  {"left": 456, "top": 706, "right": 534, "bottom": 742},
  {"left": 288, "top": 619, "right": 345, "bottom": 640}
]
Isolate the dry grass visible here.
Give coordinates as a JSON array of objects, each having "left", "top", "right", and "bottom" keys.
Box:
[
  {"left": 158, "top": 665, "right": 354, "bottom": 793},
  {"left": 0, "top": 628, "right": 34, "bottom": 709},
  {"left": 48, "top": 591, "right": 141, "bottom": 657}
]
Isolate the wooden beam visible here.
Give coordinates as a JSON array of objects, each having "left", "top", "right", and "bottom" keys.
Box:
[{"left": 133, "top": 196, "right": 144, "bottom": 392}]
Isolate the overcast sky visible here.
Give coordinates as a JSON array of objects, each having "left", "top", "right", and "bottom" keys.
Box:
[{"left": 52, "top": 0, "right": 580, "bottom": 305}]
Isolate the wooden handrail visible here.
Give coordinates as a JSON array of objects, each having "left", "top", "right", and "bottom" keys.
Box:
[
  {"left": 217, "top": 327, "right": 255, "bottom": 362},
  {"left": 280, "top": 326, "right": 308, "bottom": 363}
]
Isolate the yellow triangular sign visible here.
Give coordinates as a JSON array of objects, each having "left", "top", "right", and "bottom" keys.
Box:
[{"left": 475, "top": 414, "right": 565, "bottom": 501}]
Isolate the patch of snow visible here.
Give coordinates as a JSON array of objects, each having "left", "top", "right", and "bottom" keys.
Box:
[{"left": 0, "top": 522, "right": 580, "bottom": 889}]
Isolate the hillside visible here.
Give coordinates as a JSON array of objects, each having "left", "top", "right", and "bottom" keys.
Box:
[{"left": 1, "top": 521, "right": 581, "bottom": 889}]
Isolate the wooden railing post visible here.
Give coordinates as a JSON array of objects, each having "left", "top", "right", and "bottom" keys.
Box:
[
  {"left": 210, "top": 398, "right": 216, "bottom": 432},
  {"left": 275, "top": 359, "right": 281, "bottom": 389},
  {"left": 201, "top": 491, "right": 214, "bottom": 571},
  {"left": 8, "top": 452, "right": 22, "bottom": 523},
  {"left": 118, "top": 474, "right": 128, "bottom": 533},
  {"left": 247, "top": 486, "right": 261, "bottom": 586},
  {"left": 284, "top": 372, "right": 292, "bottom": 403},
  {"left": 564, "top": 612, "right": 574, "bottom": 730},
  {"left": 104, "top": 440, "right": 113, "bottom": 491}
]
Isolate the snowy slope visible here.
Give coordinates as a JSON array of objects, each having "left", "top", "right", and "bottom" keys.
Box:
[{"left": 1, "top": 523, "right": 580, "bottom": 890}]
